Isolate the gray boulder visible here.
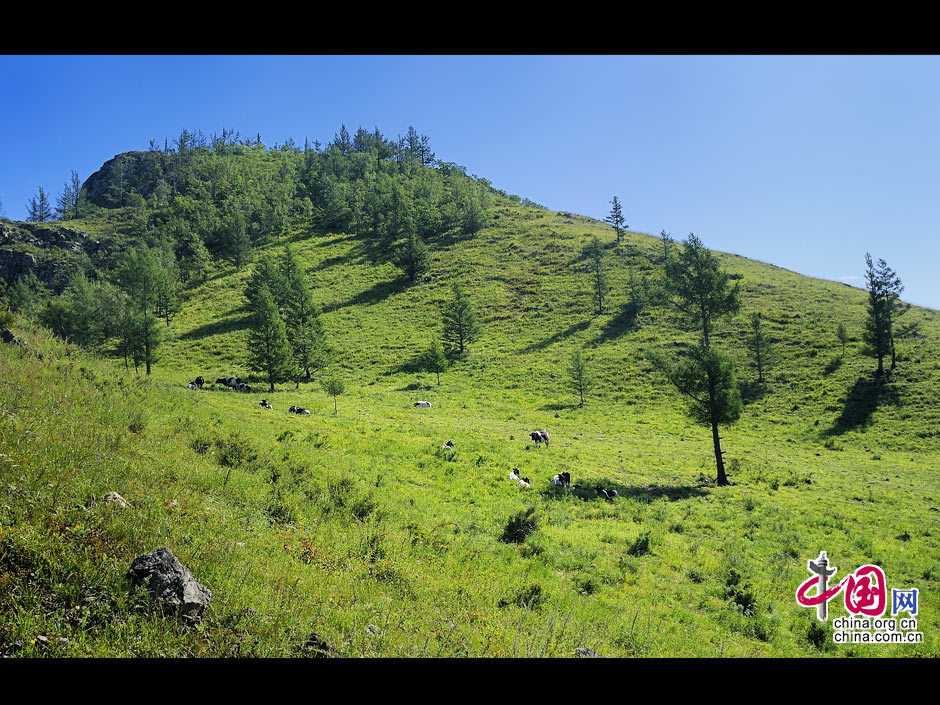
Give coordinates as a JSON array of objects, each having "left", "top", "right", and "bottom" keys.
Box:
[{"left": 127, "top": 547, "right": 211, "bottom": 624}]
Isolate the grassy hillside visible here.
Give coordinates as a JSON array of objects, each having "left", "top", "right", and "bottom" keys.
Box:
[{"left": 2, "top": 197, "right": 939, "bottom": 657}]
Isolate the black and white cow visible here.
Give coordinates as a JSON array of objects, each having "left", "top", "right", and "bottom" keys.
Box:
[{"left": 530, "top": 429, "right": 550, "bottom": 447}]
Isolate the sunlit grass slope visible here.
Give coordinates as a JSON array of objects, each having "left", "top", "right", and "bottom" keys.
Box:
[{"left": 2, "top": 200, "right": 938, "bottom": 657}]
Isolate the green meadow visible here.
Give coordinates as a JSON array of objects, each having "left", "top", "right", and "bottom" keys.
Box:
[{"left": 2, "top": 200, "right": 938, "bottom": 657}]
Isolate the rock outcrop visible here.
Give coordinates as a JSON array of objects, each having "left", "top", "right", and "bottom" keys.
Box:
[{"left": 127, "top": 548, "right": 211, "bottom": 624}]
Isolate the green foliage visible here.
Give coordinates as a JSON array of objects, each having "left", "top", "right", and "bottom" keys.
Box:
[
  {"left": 4, "top": 272, "right": 49, "bottom": 318},
  {"left": 863, "top": 253, "right": 913, "bottom": 375},
  {"left": 500, "top": 507, "right": 538, "bottom": 544},
  {"left": 3, "top": 134, "right": 940, "bottom": 658},
  {"left": 281, "top": 247, "right": 328, "bottom": 382},
  {"left": 746, "top": 312, "right": 772, "bottom": 384},
  {"left": 441, "top": 284, "right": 480, "bottom": 358},
  {"left": 321, "top": 376, "right": 345, "bottom": 415},
  {"left": 422, "top": 339, "right": 448, "bottom": 385},
  {"left": 584, "top": 236, "right": 608, "bottom": 314},
  {"left": 26, "top": 186, "right": 53, "bottom": 223},
  {"left": 40, "top": 273, "right": 123, "bottom": 348},
  {"left": 665, "top": 233, "right": 741, "bottom": 347},
  {"left": 836, "top": 321, "right": 849, "bottom": 358},
  {"left": 395, "top": 231, "right": 431, "bottom": 284},
  {"left": 246, "top": 286, "right": 295, "bottom": 392},
  {"left": 567, "top": 348, "right": 591, "bottom": 407},
  {"left": 605, "top": 195, "right": 626, "bottom": 244}
]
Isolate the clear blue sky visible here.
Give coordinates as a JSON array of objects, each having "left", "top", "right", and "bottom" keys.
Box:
[{"left": 2, "top": 55, "right": 938, "bottom": 308}]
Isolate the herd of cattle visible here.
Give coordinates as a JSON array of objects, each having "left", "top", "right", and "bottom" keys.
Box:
[{"left": 185, "top": 376, "right": 619, "bottom": 499}]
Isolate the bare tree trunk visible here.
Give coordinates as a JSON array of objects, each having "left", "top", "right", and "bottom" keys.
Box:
[{"left": 712, "top": 419, "right": 728, "bottom": 485}]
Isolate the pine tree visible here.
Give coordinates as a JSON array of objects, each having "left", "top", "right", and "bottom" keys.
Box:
[
  {"left": 5, "top": 271, "right": 49, "bottom": 317},
  {"left": 176, "top": 227, "right": 212, "bottom": 285},
  {"left": 280, "top": 247, "right": 328, "bottom": 382},
  {"left": 747, "top": 312, "right": 772, "bottom": 384},
  {"left": 245, "top": 256, "right": 287, "bottom": 313},
  {"left": 460, "top": 189, "right": 487, "bottom": 237},
  {"left": 655, "top": 234, "right": 742, "bottom": 485},
  {"left": 441, "top": 284, "right": 481, "bottom": 358},
  {"left": 395, "top": 230, "right": 431, "bottom": 283},
  {"left": 665, "top": 234, "right": 741, "bottom": 348},
  {"left": 27, "top": 186, "right": 53, "bottom": 223},
  {"left": 605, "top": 196, "right": 626, "bottom": 245},
  {"left": 585, "top": 236, "right": 608, "bottom": 314},
  {"left": 222, "top": 208, "right": 252, "bottom": 269},
  {"left": 648, "top": 346, "right": 742, "bottom": 483},
  {"left": 567, "top": 349, "right": 592, "bottom": 407},
  {"left": 56, "top": 171, "right": 82, "bottom": 220},
  {"left": 660, "top": 229, "right": 674, "bottom": 266},
  {"left": 153, "top": 246, "right": 182, "bottom": 326},
  {"left": 114, "top": 245, "right": 168, "bottom": 375},
  {"left": 863, "top": 253, "right": 907, "bottom": 376},
  {"left": 423, "top": 339, "right": 448, "bottom": 385},
  {"left": 247, "top": 285, "right": 295, "bottom": 392},
  {"left": 836, "top": 322, "right": 849, "bottom": 359}
]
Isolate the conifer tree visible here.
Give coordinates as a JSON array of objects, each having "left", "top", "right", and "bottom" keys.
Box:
[
  {"left": 395, "top": 230, "right": 431, "bottom": 283},
  {"left": 27, "top": 186, "right": 53, "bottom": 223},
  {"left": 652, "top": 234, "right": 742, "bottom": 485},
  {"left": 836, "top": 322, "right": 849, "bottom": 359},
  {"left": 247, "top": 285, "right": 295, "bottom": 392},
  {"left": 423, "top": 339, "right": 448, "bottom": 385},
  {"left": 585, "top": 236, "right": 608, "bottom": 314},
  {"left": 441, "top": 284, "right": 480, "bottom": 358},
  {"left": 605, "top": 196, "right": 626, "bottom": 245},
  {"left": 746, "top": 312, "right": 772, "bottom": 384},
  {"left": 567, "top": 349, "right": 592, "bottom": 407},
  {"left": 280, "top": 247, "right": 328, "bottom": 382}
]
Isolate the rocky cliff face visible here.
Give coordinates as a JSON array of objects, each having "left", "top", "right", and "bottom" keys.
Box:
[
  {"left": 81, "top": 151, "right": 167, "bottom": 208},
  {"left": 0, "top": 219, "right": 101, "bottom": 292}
]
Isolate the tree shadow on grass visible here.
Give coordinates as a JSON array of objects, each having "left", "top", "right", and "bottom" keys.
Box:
[
  {"left": 517, "top": 319, "right": 591, "bottom": 354},
  {"left": 322, "top": 277, "right": 407, "bottom": 313},
  {"left": 541, "top": 480, "right": 708, "bottom": 503},
  {"left": 388, "top": 352, "right": 428, "bottom": 376},
  {"left": 822, "top": 375, "right": 900, "bottom": 437},
  {"left": 591, "top": 302, "right": 640, "bottom": 346},
  {"left": 178, "top": 314, "right": 253, "bottom": 341},
  {"left": 739, "top": 380, "right": 767, "bottom": 406},
  {"left": 823, "top": 356, "right": 844, "bottom": 376},
  {"left": 539, "top": 401, "right": 580, "bottom": 412}
]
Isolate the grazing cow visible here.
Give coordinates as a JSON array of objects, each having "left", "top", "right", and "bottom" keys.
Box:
[
  {"left": 186, "top": 383, "right": 196, "bottom": 390},
  {"left": 442, "top": 439, "right": 454, "bottom": 449},
  {"left": 551, "top": 472, "right": 571, "bottom": 488},
  {"left": 194, "top": 376, "right": 204, "bottom": 388},
  {"left": 598, "top": 488, "right": 619, "bottom": 500},
  {"left": 415, "top": 401, "right": 432, "bottom": 409},
  {"left": 259, "top": 399, "right": 272, "bottom": 409},
  {"left": 289, "top": 406, "right": 310, "bottom": 415},
  {"left": 530, "top": 430, "right": 550, "bottom": 447}
]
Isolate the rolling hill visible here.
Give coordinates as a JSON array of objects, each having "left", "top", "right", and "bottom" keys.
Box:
[{"left": 1, "top": 139, "right": 938, "bottom": 657}]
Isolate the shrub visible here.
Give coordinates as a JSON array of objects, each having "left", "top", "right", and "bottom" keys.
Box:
[
  {"left": 214, "top": 433, "right": 259, "bottom": 468},
  {"left": 127, "top": 408, "right": 148, "bottom": 434},
  {"left": 627, "top": 532, "right": 651, "bottom": 557},
  {"left": 805, "top": 619, "right": 833, "bottom": 652},
  {"left": 724, "top": 568, "right": 757, "bottom": 616},
  {"left": 498, "top": 583, "right": 545, "bottom": 610},
  {"left": 500, "top": 507, "right": 537, "bottom": 544}
]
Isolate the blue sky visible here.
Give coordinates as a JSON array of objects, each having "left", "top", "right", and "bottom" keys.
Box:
[{"left": 1, "top": 55, "right": 938, "bottom": 308}]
